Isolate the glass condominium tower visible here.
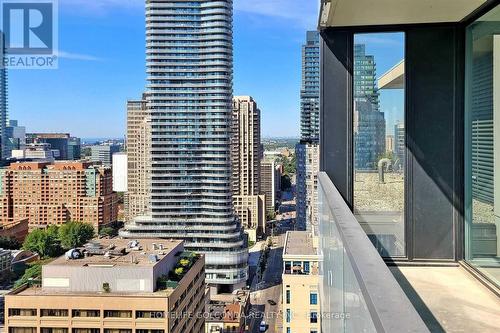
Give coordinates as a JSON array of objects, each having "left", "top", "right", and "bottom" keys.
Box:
[
  {"left": 300, "top": 31, "right": 320, "bottom": 142},
  {"left": 121, "top": 0, "right": 248, "bottom": 291},
  {"left": 296, "top": 31, "right": 320, "bottom": 230}
]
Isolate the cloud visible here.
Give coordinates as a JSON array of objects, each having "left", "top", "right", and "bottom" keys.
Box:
[{"left": 56, "top": 51, "right": 103, "bottom": 61}]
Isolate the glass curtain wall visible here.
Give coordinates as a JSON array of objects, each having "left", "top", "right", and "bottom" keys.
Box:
[
  {"left": 466, "top": 4, "right": 500, "bottom": 288},
  {"left": 353, "top": 33, "right": 406, "bottom": 257}
]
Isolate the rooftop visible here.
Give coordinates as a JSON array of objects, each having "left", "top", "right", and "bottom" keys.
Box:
[
  {"left": 5, "top": 160, "right": 104, "bottom": 171},
  {"left": 206, "top": 302, "right": 242, "bottom": 323},
  {"left": 49, "top": 238, "right": 183, "bottom": 268},
  {"left": 10, "top": 239, "right": 194, "bottom": 298},
  {"left": 283, "top": 231, "right": 317, "bottom": 256}
]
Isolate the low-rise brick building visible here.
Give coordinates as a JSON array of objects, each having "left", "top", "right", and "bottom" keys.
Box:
[{"left": 0, "top": 161, "right": 118, "bottom": 230}]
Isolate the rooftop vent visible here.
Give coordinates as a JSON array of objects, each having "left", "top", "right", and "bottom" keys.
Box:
[
  {"left": 128, "top": 240, "right": 139, "bottom": 248},
  {"left": 65, "top": 249, "right": 82, "bottom": 260},
  {"left": 85, "top": 241, "right": 102, "bottom": 250},
  {"left": 149, "top": 254, "right": 159, "bottom": 263}
]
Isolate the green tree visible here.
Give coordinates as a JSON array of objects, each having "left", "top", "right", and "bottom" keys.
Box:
[
  {"left": 22, "top": 228, "right": 61, "bottom": 258},
  {"left": 14, "top": 262, "right": 42, "bottom": 288},
  {"left": 179, "top": 258, "right": 190, "bottom": 267},
  {"left": 0, "top": 236, "right": 21, "bottom": 250},
  {"left": 266, "top": 211, "right": 276, "bottom": 221},
  {"left": 58, "top": 221, "right": 95, "bottom": 250},
  {"left": 281, "top": 174, "right": 292, "bottom": 191},
  {"left": 99, "top": 226, "right": 117, "bottom": 238}
]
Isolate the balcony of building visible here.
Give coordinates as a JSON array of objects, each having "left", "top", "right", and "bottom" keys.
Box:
[
  {"left": 318, "top": 172, "right": 500, "bottom": 332},
  {"left": 317, "top": 1, "right": 500, "bottom": 332}
]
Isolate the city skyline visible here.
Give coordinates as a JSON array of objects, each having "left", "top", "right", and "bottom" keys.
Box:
[
  {"left": 7, "top": 0, "right": 318, "bottom": 139},
  {"left": 120, "top": 0, "right": 248, "bottom": 292},
  {"left": 6, "top": 1, "right": 404, "bottom": 139}
]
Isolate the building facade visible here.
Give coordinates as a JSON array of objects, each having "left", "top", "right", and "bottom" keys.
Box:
[
  {"left": 0, "top": 161, "right": 118, "bottom": 230},
  {"left": 0, "top": 218, "right": 28, "bottom": 242},
  {"left": 300, "top": 31, "right": 321, "bottom": 142},
  {"left": 353, "top": 44, "right": 386, "bottom": 170},
  {"left": 282, "top": 231, "right": 320, "bottom": 333},
  {"left": 260, "top": 160, "right": 277, "bottom": 214},
  {"left": 125, "top": 96, "right": 151, "bottom": 222},
  {"left": 231, "top": 96, "right": 265, "bottom": 241},
  {"left": 90, "top": 145, "right": 120, "bottom": 165},
  {"left": 26, "top": 133, "right": 81, "bottom": 161},
  {"left": 121, "top": 0, "right": 248, "bottom": 291},
  {"left": 297, "top": 31, "right": 321, "bottom": 232},
  {"left": 296, "top": 143, "right": 320, "bottom": 231},
  {"left": 232, "top": 194, "right": 265, "bottom": 243},
  {"left": 394, "top": 121, "right": 405, "bottom": 171},
  {"left": 5, "top": 120, "right": 26, "bottom": 160},
  {"left": 4, "top": 239, "right": 206, "bottom": 333},
  {"left": 112, "top": 152, "right": 128, "bottom": 193},
  {"left": 231, "top": 96, "right": 261, "bottom": 196},
  {"left": 11, "top": 143, "right": 57, "bottom": 161},
  {"left": 0, "top": 40, "right": 7, "bottom": 161}
]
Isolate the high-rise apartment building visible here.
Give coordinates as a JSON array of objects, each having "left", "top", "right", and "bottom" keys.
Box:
[
  {"left": 121, "top": 0, "right": 248, "bottom": 292},
  {"left": 231, "top": 96, "right": 265, "bottom": 242},
  {"left": 297, "top": 31, "right": 321, "bottom": 231},
  {"left": 5, "top": 239, "right": 206, "bottom": 333},
  {"left": 125, "top": 96, "right": 151, "bottom": 222},
  {"left": 353, "top": 44, "right": 386, "bottom": 170},
  {"left": 0, "top": 161, "right": 118, "bottom": 230},
  {"left": 231, "top": 96, "right": 261, "bottom": 196},
  {"left": 26, "top": 133, "right": 81, "bottom": 161},
  {"left": 386, "top": 134, "right": 394, "bottom": 153},
  {"left": 90, "top": 144, "right": 120, "bottom": 165},
  {"left": 261, "top": 160, "right": 278, "bottom": 214},
  {"left": 394, "top": 121, "right": 405, "bottom": 171},
  {"left": 282, "top": 231, "right": 320, "bottom": 333},
  {"left": 0, "top": 38, "right": 7, "bottom": 161},
  {"left": 300, "top": 31, "right": 320, "bottom": 142},
  {"left": 5, "top": 120, "right": 26, "bottom": 158},
  {"left": 112, "top": 152, "right": 128, "bottom": 192},
  {"left": 296, "top": 143, "right": 320, "bottom": 230}
]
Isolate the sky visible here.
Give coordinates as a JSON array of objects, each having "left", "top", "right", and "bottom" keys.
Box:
[
  {"left": 8, "top": 0, "right": 319, "bottom": 139},
  {"left": 8, "top": 0, "right": 404, "bottom": 139}
]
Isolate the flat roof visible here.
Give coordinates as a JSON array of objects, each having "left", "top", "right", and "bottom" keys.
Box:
[
  {"left": 206, "top": 302, "right": 242, "bottom": 323},
  {"left": 49, "top": 239, "right": 183, "bottom": 268},
  {"left": 319, "top": 0, "right": 488, "bottom": 28},
  {"left": 12, "top": 286, "right": 175, "bottom": 298},
  {"left": 284, "top": 231, "right": 317, "bottom": 256}
]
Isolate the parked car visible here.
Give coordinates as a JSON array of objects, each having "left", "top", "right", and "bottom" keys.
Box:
[{"left": 259, "top": 321, "right": 267, "bottom": 332}]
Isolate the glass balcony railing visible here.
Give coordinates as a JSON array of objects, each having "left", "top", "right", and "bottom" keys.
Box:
[{"left": 317, "top": 172, "right": 429, "bottom": 332}]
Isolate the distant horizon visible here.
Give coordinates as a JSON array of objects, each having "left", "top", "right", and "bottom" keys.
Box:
[{"left": 8, "top": 0, "right": 318, "bottom": 138}]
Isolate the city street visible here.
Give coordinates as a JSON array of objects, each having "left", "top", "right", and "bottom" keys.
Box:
[{"left": 248, "top": 233, "right": 285, "bottom": 333}]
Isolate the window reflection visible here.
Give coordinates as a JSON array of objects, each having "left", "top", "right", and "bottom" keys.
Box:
[
  {"left": 353, "top": 33, "right": 406, "bottom": 257},
  {"left": 466, "top": 4, "right": 500, "bottom": 288}
]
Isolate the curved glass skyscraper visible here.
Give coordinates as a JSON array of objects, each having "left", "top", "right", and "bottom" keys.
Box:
[{"left": 121, "top": 0, "right": 248, "bottom": 290}]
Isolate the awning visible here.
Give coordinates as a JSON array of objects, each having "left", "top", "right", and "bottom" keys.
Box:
[
  {"left": 319, "top": 0, "right": 489, "bottom": 28},
  {"left": 378, "top": 60, "right": 405, "bottom": 90}
]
